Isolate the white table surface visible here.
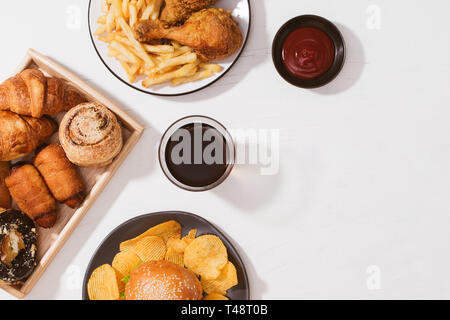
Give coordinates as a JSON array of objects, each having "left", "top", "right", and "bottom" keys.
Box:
[{"left": 1, "top": 0, "right": 450, "bottom": 300}]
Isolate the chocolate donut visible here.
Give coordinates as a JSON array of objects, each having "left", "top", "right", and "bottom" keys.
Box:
[{"left": 0, "top": 209, "right": 37, "bottom": 283}]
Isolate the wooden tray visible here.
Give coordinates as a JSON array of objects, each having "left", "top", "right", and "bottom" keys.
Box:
[{"left": 0, "top": 49, "right": 144, "bottom": 298}]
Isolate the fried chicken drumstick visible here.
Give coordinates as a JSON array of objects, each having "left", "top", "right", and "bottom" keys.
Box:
[
  {"left": 161, "top": 0, "right": 217, "bottom": 25},
  {"left": 134, "top": 8, "right": 243, "bottom": 61}
]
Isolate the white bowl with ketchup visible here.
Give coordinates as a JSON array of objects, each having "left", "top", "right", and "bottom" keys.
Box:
[{"left": 272, "top": 15, "right": 345, "bottom": 89}]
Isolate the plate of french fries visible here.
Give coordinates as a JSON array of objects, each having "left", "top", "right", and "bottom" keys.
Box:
[{"left": 88, "top": 0, "right": 250, "bottom": 96}]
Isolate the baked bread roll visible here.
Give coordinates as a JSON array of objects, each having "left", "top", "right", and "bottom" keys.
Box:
[
  {"left": 0, "top": 111, "right": 57, "bottom": 161},
  {"left": 0, "top": 162, "right": 11, "bottom": 209},
  {"left": 5, "top": 164, "right": 57, "bottom": 228},
  {"left": 125, "top": 261, "right": 203, "bottom": 300},
  {"left": 0, "top": 69, "right": 86, "bottom": 118},
  {"left": 59, "top": 103, "right": 123, "bottom": 167},
  {"left": 34, "top": 144, "right": 85, "bottom": 208}
]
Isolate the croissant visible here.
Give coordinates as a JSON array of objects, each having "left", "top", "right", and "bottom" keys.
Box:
[
  {"left": 0, "top": 111, "right": 57, "bottom": 161},
  {"left": 34, "top": 144, "right": 85, "bottom": 208},
  {"left": 0, "top": 69, "right": 86, "bottom": 118},
  {"left": 0, "top": 162, "right": 11, "bottom": 209},
  {"left": 5, "top": 163, "right": 57, "bottom": 228}
]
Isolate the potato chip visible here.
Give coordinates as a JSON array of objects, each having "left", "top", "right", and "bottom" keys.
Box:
[
  {"left": 184, "top": 235, "right": 228, "bottom": 280},
  {"left": 185, "top": 229, "right": 197, "bottom": 239},
  {"left": 87, "top": 264, "right": 120, "bottom": 300},
  {"left": 180, "top": 229, "right": 197, "bottom": 248},
  {"left": 164, "top": 237, "right": 187, "bottom": 267},
  {"left": 112, "top": 250, "right": 142, "bottom": 279},
  {"left": 182, "top": 238, "right": 195, "bottom": 247},
  {"left": 203, "top": 293, "right": 229, "bottom": 300},
  {"left": 167, "top": 237, "right": 188, "bottom": 253},
  {"left": 201, "top": 261, "right": 238, "bottom": 295},
  {"left": 133, "top": 236, "right": 166, "bottom": 262},
  {"left": 164, "top": 248, "right": 184, "bottom": 267},
  {"left": 120, "top": 220, "right": 182, "bottom": 251}
]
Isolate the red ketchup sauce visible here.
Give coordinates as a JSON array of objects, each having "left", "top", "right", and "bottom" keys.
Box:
[{"left": 282, "top": 27, "right": 335, "bottom": 79}]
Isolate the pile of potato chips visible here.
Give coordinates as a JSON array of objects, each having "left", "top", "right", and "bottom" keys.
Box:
[
  {"left": 94, "top": 0, "right": 222, "bottom": 87},
  {"left": 87, "top": 220, "right": 238, "bottom": 300}
]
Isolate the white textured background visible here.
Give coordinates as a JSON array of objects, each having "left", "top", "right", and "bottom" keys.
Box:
[{"left": 1, "top": 0, "right": 450, "bottom": 299}]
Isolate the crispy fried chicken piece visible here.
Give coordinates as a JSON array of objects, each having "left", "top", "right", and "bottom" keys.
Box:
[
  {"left": 161, "top": 0, "right": 217, "bottom": 25},
  {"left": 134, "top": 8, "right": 243, "bottom": 61}
]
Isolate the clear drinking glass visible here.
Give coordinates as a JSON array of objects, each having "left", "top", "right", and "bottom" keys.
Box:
[{"left": 159, "top": 115, "right": 235, "bottom": 192}]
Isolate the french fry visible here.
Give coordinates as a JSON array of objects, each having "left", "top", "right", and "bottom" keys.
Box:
[
  {"left": 151, "top": 0, "right": 163, "bottom": 20},
  {"left": 112, "top": 0, "right": 123, "bottom": 31},
  {"left": 94, "top": 24, "right": 107, "bottom": 36},
  {"left": 106, "top": 9, "right": 116, "bottom": 32},
  {"left": 155, "top": 52, "right": 197, "bottom": 73},
  {"left": 112, "top": 0, "right": 123, "bottom": 18},
  {"left": 117, "top": 16, "right": 155, "bottom": 67},
  {"left": 171, "top": 41, "right": 182, "bottom": 50},
  {"left": 126, "top": 45, "right": 151, "bottom": 64},
  {"left": 98, "top": 37, "right": 110, "bottom": 43},
  {"left": 168, "top": 46, "right": 192, "bottom": 58},
  {"left": 122, "top": 0, "right": 130, "bottom": 18},
  {"left": 107, "top": 45, "right": 135, "bottom": 64},
  {"left": 177, "top": 61, "right": 200, "bottom": 76},
  {"left": 129, "top": 2, "right": 138, "bottom": 26},
  {"left": 140, "top": 2, "right": 154, "bottom": 20},
  {"left": 153, "top": 48, "right": 192, "bottom": 65},
  {"left": 130, "top": 62, "right": 141, "bottom": 75},
  {"left": 108, "top": 47, "right": 121, "bottom": 57},
  {"left": 115, "top": 53, "right": 138, "bottom": 64},
  {"left": 97, "top": 15, "right": 107, "bottom": 24},
  {"left": 200, "top": 63, "right": 222, "bottom": 73},
  {"left": 120, "top": 61, "right": 140, "bottom": 82},
  {"left": 120, "top": 61, "right": 132, "bottom": 76},
  {"left": 136, "top": 0, "right": 145, "bottom": 12},
  {"left": 101, "top": 0, "right": 109, "bottom": 13},
  {"left": 116, "top": 16, "right": 137, "bottom": 40},
  {"left": 98, "top": 32, "right": 115, "bottom": 43},
  {"left": 109, "top": 32, "right": 133, "bottom": 46},
  {"left": 111, "top": 37, "right": 155, "bottom": 68},
  {"left": 172, "top": 69, "right": 215, "bottom": 86},
  {"left": 143, "top": 44, "right": 175, "bottom": 54},
  {"left": 143, "top": 62, "right": 198, "bottom": 87},
  {"left": 110, "top": 41, "right": 140, "bottom": 64}
]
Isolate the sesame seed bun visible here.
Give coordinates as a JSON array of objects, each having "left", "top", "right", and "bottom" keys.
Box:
[{"left": 125, "top": 261, "right": 203, "bottom": 300}]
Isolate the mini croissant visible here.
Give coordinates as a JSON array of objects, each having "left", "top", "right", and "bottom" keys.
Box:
[
  {"left": 0, "top": 162, "right": 11, "bottom": 209},
  {"left": 5, "top": 163, "right": 57, "bottom": 228},
  {"left": 34, "top": 144, "right": 85, "bottom": 208},
  {"left": 0, "top": 111, "right": 57, "bottom": 161},
  {"left": 0, "top": 69, "right": 86, "bottom": 118}
]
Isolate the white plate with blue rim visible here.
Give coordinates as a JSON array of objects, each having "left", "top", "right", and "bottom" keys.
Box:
[{"left": 88, "top": 0, "right": 251, "bottom": 96}]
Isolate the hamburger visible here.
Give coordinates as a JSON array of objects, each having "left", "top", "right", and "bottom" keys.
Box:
[{"left": 125, "top": 260, "right": 203, "bottom": 300}]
